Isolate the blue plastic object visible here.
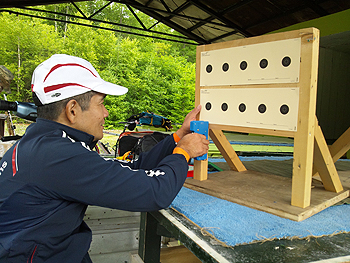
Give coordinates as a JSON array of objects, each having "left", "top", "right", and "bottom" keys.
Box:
[{"left": 190, "top": 121, "right": 209, "bottom": 161}]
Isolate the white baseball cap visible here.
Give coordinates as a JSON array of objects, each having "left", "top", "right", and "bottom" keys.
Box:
[{"left": 31, "top": 54, "right": 128, "bottom": 105}]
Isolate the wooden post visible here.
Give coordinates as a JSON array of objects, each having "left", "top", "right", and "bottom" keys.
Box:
[
  {"left": 291, "top": 28, "right": 320, "bottom": 208},
  {"left": 0, "top": 114, "right": 6, "bottom": 138},
  {"left": 193, "top": 44, "right": 208, "bottom": 181},
  {"left": 193, "top": 159, "right": 208, "bottom": 181}
]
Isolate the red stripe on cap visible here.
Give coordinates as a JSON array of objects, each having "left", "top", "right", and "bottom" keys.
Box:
[
  {"left": 12, "top": 144, "right": 18, "bottom": 177},
  {"left": 44, "top": 63, "right": 98, "bottom": 82},
  {"left": 44, "top": 83, "right": 92, "bottom": 93}
]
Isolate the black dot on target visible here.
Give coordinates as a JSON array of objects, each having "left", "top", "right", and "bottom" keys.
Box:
[
  {"left": 221, "top": 103, "right": 228, "bottom": 112},
  {"left": 282, "top": 56, "right": 291, "bottom": 67},
  {"left": 240, "top": 61, "right": 248, "bottom": 70},
  {"left": 258, "top": 104, "right": 267, "bottom": 113},
  {"left": 280, "top": 104, "right": 289, "bottom": 115},
  {"left": 260, "top": 59, "right": 268, "bottom": 69},
  {"left": 239, "top": 103, "right": 246, "bottom": 112},
  {"left": 205, "top": 102, "right": 212, "bottom": 111},
  {"left": 206, "top": 64, "right": 213, "bottom": 73},
  {"left": 222, "top": 63, "right": 229, "bottom": 72}
]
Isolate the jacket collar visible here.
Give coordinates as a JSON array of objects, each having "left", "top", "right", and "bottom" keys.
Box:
[{"left": 31, "top": 118, "right": 97, "bottom": 149}]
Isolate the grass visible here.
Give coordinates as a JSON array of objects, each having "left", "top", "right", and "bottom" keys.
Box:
[
  {"left": 100, "top": 130, "right": 122, "bottom": 153},
  {"left": 4, "top": 120, "right": 30, "bottom": 136},
  {"left": 6, "top": 120, "right": 121, "bottom": 151}
]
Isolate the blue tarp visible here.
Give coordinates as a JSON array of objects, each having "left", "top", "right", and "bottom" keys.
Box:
[{"left": 171, "top": 187, "right": 350, "bottom": 247}]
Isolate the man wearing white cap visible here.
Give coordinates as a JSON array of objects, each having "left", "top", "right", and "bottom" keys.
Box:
[{"left": 0, "top": 54, "right": 209, "bottom": 262}]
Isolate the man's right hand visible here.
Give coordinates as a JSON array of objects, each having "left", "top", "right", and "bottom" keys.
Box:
[{"left": 176, "top": 133, "right": 209, "bottom": 159}]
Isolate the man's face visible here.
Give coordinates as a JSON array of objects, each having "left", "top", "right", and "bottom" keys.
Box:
[{"left": 77, "top": 92, "right": 109, "bottom": 141}]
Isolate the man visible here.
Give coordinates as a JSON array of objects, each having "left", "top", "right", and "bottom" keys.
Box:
[{"left": 0, "top": 54, "right": 209, "bottom": 262}]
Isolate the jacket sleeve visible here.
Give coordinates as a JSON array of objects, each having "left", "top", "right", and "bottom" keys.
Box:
[{"left": 28, "top": 135, "right": 189, "bottom": 212}]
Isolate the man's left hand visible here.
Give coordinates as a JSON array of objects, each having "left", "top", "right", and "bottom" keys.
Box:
[{"left": 175, "top": 105, "right": 201, "bottom": 139}]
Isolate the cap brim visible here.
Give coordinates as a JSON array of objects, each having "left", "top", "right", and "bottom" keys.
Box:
[{"left": 93, "top": 81, "right": 128, "bottom": 96}]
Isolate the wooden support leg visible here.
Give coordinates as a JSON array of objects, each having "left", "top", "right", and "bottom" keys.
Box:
[
  {"left": 329, "top": 127, "right": 350, "bottom": 162},
  {"left": 291, "top": 28, "right": 319, "bottom": 209},
  {"left": 193, "top": 159, "right": 208, "bottom": 181},
  {"left": 209, "top": 129, "right": 246, "bottom": 172},
  {"left": 291, "top": 119, "right": 316, "bottom": 208},
  {"left": 313, "top": 124, "right": 343, "bottom": 192}
]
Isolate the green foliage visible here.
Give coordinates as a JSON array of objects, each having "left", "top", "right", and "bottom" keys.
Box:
[
  {"left": 0, "top": 2, "right": 196, "bottom": 128},
  {"left": 0, "top": 12, "right": 62, "bottom": 101}
]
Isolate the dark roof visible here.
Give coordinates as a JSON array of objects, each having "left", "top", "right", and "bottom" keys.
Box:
[{"left": 1, "top": 0, "right": 349, "bottom": 44}]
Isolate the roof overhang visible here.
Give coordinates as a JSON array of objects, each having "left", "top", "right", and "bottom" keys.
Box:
[{"left": 1, "top": 0, "right": 349, "bottom": 44}]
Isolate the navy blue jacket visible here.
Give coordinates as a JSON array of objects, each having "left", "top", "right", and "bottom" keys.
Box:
[{"left": 0, "top": 118, "right": 188, "bottom": 262}]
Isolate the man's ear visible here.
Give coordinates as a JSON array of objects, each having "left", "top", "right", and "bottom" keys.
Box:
[{"left": 65, "top": 99, "right": 80, "bottom": 124}]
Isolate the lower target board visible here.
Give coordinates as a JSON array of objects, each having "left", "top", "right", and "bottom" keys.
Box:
[{"left": 200, "top": 87, "right": 299, "bottom": 132}]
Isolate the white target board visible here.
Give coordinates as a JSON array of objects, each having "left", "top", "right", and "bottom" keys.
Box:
[
  {"left": 200, "top": 38, "right": 301, "bottom": 86},
  {"left": 200, "top": 87, "right": 299, "bottom": 132}
]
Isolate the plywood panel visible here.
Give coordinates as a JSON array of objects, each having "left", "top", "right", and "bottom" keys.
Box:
[
  {"left": 316, "top": 47, "right": 333, "bottom": 140},
  {"left": 184, "top": 170, "right": 350, "bottom": 221},
  {"left": 316, "top": 48, "right": 350, "bottom": 141}
]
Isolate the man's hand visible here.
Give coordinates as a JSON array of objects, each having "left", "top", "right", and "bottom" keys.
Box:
[
  {"left": 177, "top": 133, "right": 209, "bottom": 159},
  {"left": 175, "top": 105, "right": 201, "bottom": 139}
]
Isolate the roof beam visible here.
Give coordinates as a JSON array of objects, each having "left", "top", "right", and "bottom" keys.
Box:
[
  {"left": 243, "top": 0, "right": 330, "bottom": 32},
  {"left": 188, "top": 0, "right": 252, "bottom": 37},
  {"left": 159, "top": 0, "right": 171, "bottom": 13},
  {"left": 70, "top": 1, "right": 87, "bottom": 18},
  {"left": 126, "top": 4, "right": 147, "bottom": 30},
  {"left": 304, "top": 0, "right": 329, "bottom": 16},
  {"left": 186, "top": 0, "right": 256, "bottom": 35},
  {"left": 208, "top": 30, "right": 240, "bottom": 43},
  {"left": 89, "top": 1, "right": 113, "bottom": 19},
  {"left": 116, "top": 0, "right": 210, "bottom": 43},
  {"left": 1, "top": 9, "right": 197, "bottom": 44},
  {"left": 2, "top": 6, "right": 197, "bottom": 44},
  {"left": 113, "top": 0, "right": 235, "bottom": 29},
  {"left": 148, "top": 1, "right": 192, "bottom": 31},
  {"left": 0, "top": 0, "right": 84, "bottom": 8}
]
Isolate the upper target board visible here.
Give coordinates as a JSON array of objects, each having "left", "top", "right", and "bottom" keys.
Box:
[{"left": 200, "top": 38, "right": 301, "bottom": 86}]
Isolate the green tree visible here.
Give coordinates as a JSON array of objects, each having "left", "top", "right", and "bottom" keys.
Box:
[
  {"left": 0, "top": 12, "right": 62, "bottom": 102},
  {"left": 0, "top": 5, "right": 197, "bottom": 128}
]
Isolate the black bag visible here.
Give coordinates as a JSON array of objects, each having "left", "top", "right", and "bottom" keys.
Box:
[
  {"left": 132, "top": 132, "right": 169, "bottom": 157},
  {"left": 117, "top": 131, "right": 169, "bottom": 160}
]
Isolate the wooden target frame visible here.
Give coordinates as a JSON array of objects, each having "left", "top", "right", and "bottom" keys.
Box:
[{"left": 191, "top": 28, "right": 350, "bottom": 212}]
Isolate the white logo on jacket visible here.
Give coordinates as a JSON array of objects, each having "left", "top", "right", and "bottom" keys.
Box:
[
  {"left": 145, "top": 170, "right": 165, "bottom": 177},
  {"left": 0, "top": 161, "right": 8, "bottom": 176},
  {"left": 61, "top": 131, "right": 91, "bottom": 151}
]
